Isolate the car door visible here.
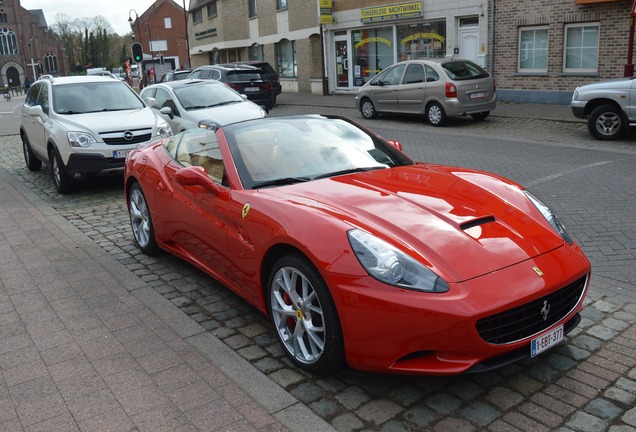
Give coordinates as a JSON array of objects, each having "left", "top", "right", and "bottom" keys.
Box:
[
  {"left": 22, "top": 82, "right": 49, "bottom": 159},
  {"left": 396, "top": 63, "right": 426, "bottom": 114},
  {"left": 370, "top": 64, "right": 405, "bottom": 113}
]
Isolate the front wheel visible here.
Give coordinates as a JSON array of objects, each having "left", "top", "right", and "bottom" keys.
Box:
[
  {"left": 22, "top": 134, "right": 42, "bottom": 171},
  {"left": 48, "top": 148, "right": 75, "bottom": 194},
  {"left": 426, "top": 102, "right": 447, "bottom": 126},
  {"left": 588, "top": 104, "right": 625, "bottom": 140},
  {"left": 268, "top": 254, "right": 344, "bottom": 375},
  {"left": 128, "top": 182, "right": 159, "bottom": 254},
  {"left": 360, "top": 98, "right": 377, "bottom": 119}
]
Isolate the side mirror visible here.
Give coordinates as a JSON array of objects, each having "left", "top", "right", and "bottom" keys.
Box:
[
  {"left": 175, "top": 166, "right": 222, "bottom": 195},
  {"left": 387, "top": 140, "right": 403, "bottom": 151},
  {"left": 159, "top": 106, "right": 174, "bottom": 119},
  {"left": 146, "top": 97, "right": 159, "bottom": 108},
  {"left": 25, "top": 105, "right": 44, "bottom": 117}
]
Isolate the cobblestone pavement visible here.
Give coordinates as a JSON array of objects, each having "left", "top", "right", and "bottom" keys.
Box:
[{"left": 1, "top": 105, "right": 635, "bottom": 432}]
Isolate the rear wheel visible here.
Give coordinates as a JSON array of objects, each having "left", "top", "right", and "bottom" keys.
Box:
[
  {"left": 22, "top": 134, "right": 42, "bottom": 171},
  {"left": 48, "top": 148, "right": 75, "bottom": 194},
  {"left": 588, "top": 104, "right": 625, "bottom": 140},
  {"left": 471, "top": 111, "right": 490, "bottom": 121},
  {"left": 427, "top": 102, "right": 447, "bottom": 126},
  {"left": 360, "top": 98, "right": 377, "bottom": 119},
  {"left": 128, "top": 182, "right": 159, "bottom": 254},
  {"left": 268, "top": 254, "right": 345, "bottom": 375}
]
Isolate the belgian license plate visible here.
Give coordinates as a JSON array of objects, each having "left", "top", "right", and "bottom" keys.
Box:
[
  {"left": 469, "top": 91, "right": 486, "bottom": 100},
  {"left": 113, "top": 150, "right": 132, "bottom": 159},
  {"left": 244, "top": 87, "right": 259, "bottom": 92},
  {"left": 531, "top": 325, "right": 563, "bottom": 357}
]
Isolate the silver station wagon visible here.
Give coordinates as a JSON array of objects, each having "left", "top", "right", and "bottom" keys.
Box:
[{"left": 355, "top": 59, "right": 497, "bottom": 126}]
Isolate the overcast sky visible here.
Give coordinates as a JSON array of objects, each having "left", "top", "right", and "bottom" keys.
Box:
[{"left": 20, "top": 0, "right": 184, "bottom": 35}]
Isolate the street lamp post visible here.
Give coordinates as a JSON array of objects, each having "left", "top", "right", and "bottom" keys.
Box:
[
  {"left": 145, "top": 24, "right": 156, "bottom": 83},
  {"left": 128, "top": 9, "right": 145, "bottom": 88}
]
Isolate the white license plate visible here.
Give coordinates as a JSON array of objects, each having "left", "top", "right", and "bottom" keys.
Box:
[
  {"left": 531, "top": 325, "right": 563, "bottom": 357},
  {"left": 244, "top": 87, "right": 260, "bottom": 92},
  {"left": 113, "top": 150, "right": 132, "bottom": 159},
  {"left": 469, "top": 91, "right": 486, "bottom": 100}
]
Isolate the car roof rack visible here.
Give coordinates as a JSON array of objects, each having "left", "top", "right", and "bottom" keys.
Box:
[{"left": 38, "top": 74, "right": 55, "bottom": 82}]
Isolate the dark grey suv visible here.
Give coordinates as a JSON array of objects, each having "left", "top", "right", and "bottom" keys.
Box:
[{"left": 187, "top": 64, "right": 275, "bottom": 111}]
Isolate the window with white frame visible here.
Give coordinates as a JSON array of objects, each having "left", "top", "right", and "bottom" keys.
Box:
[
  {"left": 518, "top": 26, "right": 548, "bottom": 72},
  {"left": 249, "top": 0, "right": 257, "bottom": 18},
  {"left": 207, "top": 2, "right": 217, "bottom": 18},
  {"left": 276, "top": 39, "right": 296, "bottom": 77},
  {"left": 564, "top": 23, "right": 599, "bottom": 73},
  {"left": 164, "top": 17, "right": 172, "bottom": 29},
  {"left": 0, "top": 27, "right": 17, "bottom": 56}
]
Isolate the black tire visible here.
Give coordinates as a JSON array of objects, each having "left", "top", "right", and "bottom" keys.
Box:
[
  {"left": 48, "top": 148, "right": 75, "bottom": 194},
  {"left": 268, "top": 254, "right": 345, "bottom": 375},
  {"left": 588, "top": 104, "right": 625, "bottom": 140},
  {"left": 22, "top": 134, "right": 42, "bottom": 171},
  {"left": 471, "top": 111, "right": 490, "bottom": 121},
  {"left": 426, "top": 102, "right": 447, "bottom": 126},
  {"left": 128, "top": 182, "right": 159, "bottom": 254},
  {"left": 360, "top": 98, "right": 377, "bottom": 119}
]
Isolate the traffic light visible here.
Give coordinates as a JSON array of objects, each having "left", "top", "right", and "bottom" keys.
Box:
[{"left": 132, "top": 43, "right": 143, "bottom": 63}]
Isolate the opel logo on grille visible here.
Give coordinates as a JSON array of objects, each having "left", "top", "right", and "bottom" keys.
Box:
[
  {"left": 540, "top": 300, "right": 550, "bottom": 321},
  {"left": 123, "top": 131, "right": 134, "bottom": 141}
]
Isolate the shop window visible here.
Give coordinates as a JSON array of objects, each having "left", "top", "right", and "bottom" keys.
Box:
[
  {"left": 397, "top": 21, "right": 446, "bottom": 61},
  {"left": 276, "top": 39, "right": 296, "bottom": 77},
  {"left": 519, "top": 26, "right": 548, "bottom": 72},
  {"left": 249, "top": 44, "right": 263, "bottom": 61},
  {"left": 564, "top": 23, "right": 599, "bottom": 73},
  {"left": 351, "top": 27, "right": 394, "bottom": 86}
]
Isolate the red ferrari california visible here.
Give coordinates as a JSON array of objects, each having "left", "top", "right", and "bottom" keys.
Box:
[{"left": 124, "top": 115, "right": 591, "bottom": 375}]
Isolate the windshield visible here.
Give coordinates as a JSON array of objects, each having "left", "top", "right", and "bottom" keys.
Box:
[
  {"left": 174, "top": 82, "right": 245, "bottom": 110},
  {"left": 53, "top": 81, "right": 144, "bottom": 114},
  {"left": 223, "top": 116, "right": 413, "bottom": 189}
]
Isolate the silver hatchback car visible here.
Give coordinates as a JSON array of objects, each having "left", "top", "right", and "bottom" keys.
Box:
[{"left": 355, "top": 59, "right": 497, "bottom": 126}]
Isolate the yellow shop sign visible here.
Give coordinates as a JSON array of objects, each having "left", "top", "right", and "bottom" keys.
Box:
[{"left": 360, "top": 1, "right": 422, "bottom": 23}]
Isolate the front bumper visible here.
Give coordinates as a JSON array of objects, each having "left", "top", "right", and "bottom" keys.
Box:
[
  {"left": 326, "top": 243, "right": 591, "bottom": 375},
  {"left": 570, "top": 101, "right": 586, "bottom": 119},
  {"left": 65, "top": 153, "right": 126, "bottom": 178}
]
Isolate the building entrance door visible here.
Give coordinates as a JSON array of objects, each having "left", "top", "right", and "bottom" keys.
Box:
[
  {"left": 334, "top": 38, "right": 350, "bottom": 88},
  {"left": 458, "top": 26, "right": 479, "bottom": 63}
]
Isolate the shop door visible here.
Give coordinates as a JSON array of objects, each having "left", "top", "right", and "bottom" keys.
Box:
[
  {"left": 335, "top": 39, "right": 350, "bottom": 88},
  {"left": 458, "top": 27, "right": 478, "bottom": 63}
]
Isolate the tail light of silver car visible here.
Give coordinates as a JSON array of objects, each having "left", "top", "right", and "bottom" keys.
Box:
[{"left": 446, "top": 82, "right": 457, "bottom": 98}]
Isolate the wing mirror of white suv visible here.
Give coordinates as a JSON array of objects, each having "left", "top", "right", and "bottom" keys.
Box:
[{"left": 25, "top": 105, "right": 45, "bottom": 117}]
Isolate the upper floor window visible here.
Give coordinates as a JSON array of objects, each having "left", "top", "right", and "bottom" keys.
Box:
[
  {"left": 564, "top": 23, "right": 599, "bottom": 73},
  {"left": 249, "top": 0, "right": 257, "bottom": 18},
  {"left": 207, "top": 2, "right": 217, "bottom": 18},
  {"left": 44, "top": 52, "right": 58, "bottom": 74},
  {"left": 0, "top": 27, "right": 17, "bottom": 56},
  {"left": 193, "top": 8, "right": 203, "bottom": 23},
  {"left": 519, "top": 26, "right": 548, "bottom": 73},
  {"left": 164, "top": 17, "right": 172, "bottom": 29},
  {"left": 0, "top": 13, "right": 7, "bottom": 24},
  {"left": 277, "top": 0, "right": 287, "bottom": 9}
]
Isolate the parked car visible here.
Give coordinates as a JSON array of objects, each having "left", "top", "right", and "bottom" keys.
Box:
[
  {"left": 160, "top": 69, "right": 192, "bottom": 83},
  {"left": 125, "top": 114, "right": 590, "bottom": 375},
  {"left": 139, "top": 79, "right": 267, "bottom": 133},
  {"left": 221, "top": 61, "right": 281, "bottom": 100},
  {"left": 187, "top": 64, "right": 275, "bottom": 111},
  {"left": 20, "top": 75, "right": 172, "bottom": 194},
  {"left": 355, "top": 59, "right": 497, "bottom": 126},
  {"left": 570, "top": 77, "right": 636, "bottom": 140}
]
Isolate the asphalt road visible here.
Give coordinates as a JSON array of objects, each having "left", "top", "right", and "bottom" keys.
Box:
[{"left": 1, "top": 94, "right": 635, "bottom": 432}]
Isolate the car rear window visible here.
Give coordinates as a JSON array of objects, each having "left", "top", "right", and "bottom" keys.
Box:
[
  {"left": 442, "top": 61, "right": 490, "bottom": 80},
  {"left": 227, "top": 71, "right": 262, "bottom": 82}
]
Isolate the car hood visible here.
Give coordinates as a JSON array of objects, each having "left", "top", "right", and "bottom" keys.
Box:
[
  {"left": 263, "top": 164, "right": 564, "bottom": 283},
  {"left": 60, "top": 108, "right": 158, "bottom": 138},
  {"left": 189, "top": 101, "right": 266, "bottom": 124},
  {"left": 578, "top": 77, "right": 635, "bottom": 90}
]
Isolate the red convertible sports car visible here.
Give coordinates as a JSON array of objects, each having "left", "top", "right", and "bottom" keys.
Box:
[{"left": 124, "top": 115, "right": 591, "bottom": 375}]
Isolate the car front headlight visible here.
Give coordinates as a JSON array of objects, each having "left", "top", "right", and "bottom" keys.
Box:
[
  {"left": 156, "top": 121, "right": 173, "bottom": 138},
  {"left": 523, "top": 190, "right": 573, "bottom": 245},
  {"left": 68, "top": 131, "right": 97, "bottom": 148},
  {"left": 348, "top": 229, "right": 449, "bottom": 293}
]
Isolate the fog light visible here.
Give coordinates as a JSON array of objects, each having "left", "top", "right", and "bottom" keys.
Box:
[{"left": 73, "top": 172, "right": 84, "bottom": 180}]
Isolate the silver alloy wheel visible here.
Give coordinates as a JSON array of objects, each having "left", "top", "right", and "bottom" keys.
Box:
[
  {"left": 23, "top": 140, "right": 31, "bottom": 165},
  {"left": 51, "top": 154, "right": 62, "bottom": 186},
  {"left": 428, "top": 105, "right": 443, "bottom": 124},
  {"left": 595, "top": 112, "right": 621, "bottom": 137},
  {"left": 361, "top": 100, "right": 375, "bottom": 119},
  {"left": 129, "top": 188, "right": 152, "bottom": 248},
  {"left": 270, "top": 265, "right": 325, "bottom": 365}
]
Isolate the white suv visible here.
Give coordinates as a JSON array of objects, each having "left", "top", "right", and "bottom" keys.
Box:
[{"left": 20, "top": 75, "right": 172, "bottom": 193}]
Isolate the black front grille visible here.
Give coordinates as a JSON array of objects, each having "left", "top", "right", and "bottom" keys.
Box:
[
  {"left": 102, "top": 133, "right": 152, "bottom": 146},
  {"left": 476, "top": 275, "right": 587, "bottom": 344}
]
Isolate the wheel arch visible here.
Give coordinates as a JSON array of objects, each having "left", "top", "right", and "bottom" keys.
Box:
[
  {"left": 584, "top": 98, "right": 625, "bottom": 118},
  {"left": 260, "top": 243, "right": 309, "bottom": 316}
]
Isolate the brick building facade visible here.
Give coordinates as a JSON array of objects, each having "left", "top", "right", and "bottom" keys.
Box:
[
  {"left": 490, "top": 0, "right": 633, "bottom": 104},
  {"left": 0, "top": 0, "right": 68, "bottom": 90}
]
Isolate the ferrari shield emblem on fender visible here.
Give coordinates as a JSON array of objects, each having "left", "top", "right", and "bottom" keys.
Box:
[
  {"left": 242, "top": 203, "right": 251, "bottom": 218},
  {"left": 533, "top": 266, "right": 544, "bottom": 277}
]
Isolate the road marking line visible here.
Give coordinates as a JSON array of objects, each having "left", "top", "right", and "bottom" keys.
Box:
[{"left": 526, "top": 161, "right": 613, "bottom": 187}]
